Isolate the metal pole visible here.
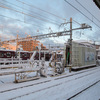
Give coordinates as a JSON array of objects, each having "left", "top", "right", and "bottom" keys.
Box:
[{"left": 69, "top": 18, "right": 72, "bottom": 72}]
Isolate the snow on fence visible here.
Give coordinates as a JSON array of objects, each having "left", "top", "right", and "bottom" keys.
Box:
[{"left": 0, "top": 58, "right": 30, "bottom": 69}]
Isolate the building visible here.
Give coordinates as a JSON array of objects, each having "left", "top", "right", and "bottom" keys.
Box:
[
  {"left": 1, "top": 37, "right": 46, "bottom": 51},
  {"left": 18, "top": 40, "right": 38, "bottom": 51},
  {"left": 18, "top": 37, "right": 46, "bottom": 51}
]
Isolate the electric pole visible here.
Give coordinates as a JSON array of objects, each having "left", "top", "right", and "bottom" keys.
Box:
[{"left": 69, "top": 18, "right": 72, "bottom": 72}]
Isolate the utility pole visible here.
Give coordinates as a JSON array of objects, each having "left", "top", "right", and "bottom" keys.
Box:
[{"left": 69, "top": 17, "right": 72, "bottom": 72}]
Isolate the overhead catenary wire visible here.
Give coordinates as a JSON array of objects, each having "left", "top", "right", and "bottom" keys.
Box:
[
  {"left": 64, "top": 0, "right": 100, "bottom": 29},
  {"left": 1, "top": 0, "right": 61, "bottom": 25},
  {"left": 0, "top": 0, "right": 94, "bottom": 42},
  {"left": 0, "top": 2, "right": 85, "bottom": 38},
  {"left": 0, "top": 14, "right": 51, "bottom": 40},
  {"left": 75, "top": 0, "right": 100, "bottom": 23},
  {"left": 0, "top": 0, "right": 67, "bottom": 37},
  {"left": 73, "top": 19, "right": 81, "bottom": 26},
  {"left": 16, "top": 0, "right": 82, "bottom": 27},
  {"left": 0, "top": 14, "right": 49, "bottom": 32},
  {"left": 0, "top": 3, "right": 59, "bottom": 26},
  {"left": 16, "top": 0, "right": 65, "bottom": 21},
  {"left": 0, "top": 0, "right": 84, "bottom": 31}
]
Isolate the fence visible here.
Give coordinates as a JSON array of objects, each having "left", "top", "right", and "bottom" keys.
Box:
[{"left": 0, "top": 58, "right": 29, "bottom": 69}]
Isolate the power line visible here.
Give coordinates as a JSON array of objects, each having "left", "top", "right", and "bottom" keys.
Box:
[
  {"left": 73, "top": 19, "right": 81, "bottom": 26},
  {"left": 75, "top": 0, "right": 100, "bottom": 23},
  {"left": 0, "top": 14, "right": 48, "bottom": 31},
  {"left": 0, "top": 3, "right": 59, "bottom": 26},
  {"left": 1, "top": 0, "right": 61, "bottom": 25},
  {"left": 64, "top": 0, "right": 100, "bottom": 29},
  {"left": 0, "top": 2, "right": 59, "bottom": 26},
  {"left": 16, "top": 0, "right": 65, "bottom": 21},
  {"left": 0, "top": 0, "right": 83, "bottom": 30}
]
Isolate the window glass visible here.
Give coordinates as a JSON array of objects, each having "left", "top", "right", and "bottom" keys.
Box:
[
  {"left": 7, "top": 52, "right": 11, "bottom": 57},
  {"left": 0, "top": 52, "right": 4, "bottom": 57}
]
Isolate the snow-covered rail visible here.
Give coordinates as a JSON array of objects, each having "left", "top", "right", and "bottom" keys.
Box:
[{"left": 68, "top": 80, "right": 100, "bottom": 100}]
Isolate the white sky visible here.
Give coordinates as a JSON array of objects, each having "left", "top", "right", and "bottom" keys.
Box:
[{"left": 0, "top": 0, "right": 100, "bottom": 45}]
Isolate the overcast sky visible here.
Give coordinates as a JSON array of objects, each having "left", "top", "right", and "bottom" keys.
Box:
[{"left": 0, "top": 0, "right": 100, "bottom": 45}]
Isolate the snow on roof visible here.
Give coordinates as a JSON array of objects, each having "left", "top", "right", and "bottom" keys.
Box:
[
  {"left": 73, "top": 40, "right": 92, "bottom": 44},
  {"left": 72, "top": 40, "right": 95, "bottom": 48},
  {"left": 0, "top": 48, "right": 16, "bottom": 51}
]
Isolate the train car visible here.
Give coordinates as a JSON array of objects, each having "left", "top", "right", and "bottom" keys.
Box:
[
  {"left": 17, "top": 51, "right": 33, "bottom": 60},
  {"left": 0, "top": 49, "right": 16, "bottom": 59},
  {"left": 0, "top": 48, "right": 33, "bottom": 60},
  {"left": 34, "top": 50, "right": 52, "bottom": 61},
  {"left": 0, "top": 48, "right": 51, "bottom": 61},
  {"left": 64, "top": 41, "right": 96, "bottom": 68},
  {"left": 33, "top": 50, "right": 63, "bottom": 62}
]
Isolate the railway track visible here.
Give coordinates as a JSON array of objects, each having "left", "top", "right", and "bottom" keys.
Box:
[
  {"left": 0, "top": 67, "right": 99, "bottom": 100},
  {"left": 0, "top": 66, "right": 99, "bottom": 94},
  {"left": 67, "top": 80, "right": 100, "bottom": 100}
]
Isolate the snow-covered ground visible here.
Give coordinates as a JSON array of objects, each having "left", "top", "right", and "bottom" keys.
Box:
[
  {"left": 0, "top": 66, "right": 100, "bottom": 100},
  {"left": 71, "top": 81, "right": 100, "bottom": 100}
]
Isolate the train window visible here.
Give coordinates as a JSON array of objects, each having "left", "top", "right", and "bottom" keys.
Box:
[
  {"left": 7, "top": 52, "right": 11, "bottom": 57},
  {"left": 27, "top": 53, "right": 30, "bottom": 57},
  {"left": 20, "top": 53, "right": 23, "bottom": 58},
  {"left": 0, "top": 53, "right": 4, "bottom": 57},
  {"left": 98, "top": 56, "right": 100, "bottom": 60},
  {"left": 17, "top": 52, "right": 20, "bottom": 56},
  {"left": 13, "top": 52, "right": 16, "bottom": 58},
  {"left": 24, "top": 53, "right": 27, "bottom": 57},
  {"left": 0, "top": 53, "right": 1, "bottom": 57}
]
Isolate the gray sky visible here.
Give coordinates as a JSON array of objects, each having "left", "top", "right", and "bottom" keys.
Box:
[{"left": 0, "top": 0, "right": 100, "bottom": 45}]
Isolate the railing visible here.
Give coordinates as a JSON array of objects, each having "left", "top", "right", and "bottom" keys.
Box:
[{"left": 0, "top": 58, "right": 30, "bottom": 69}]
